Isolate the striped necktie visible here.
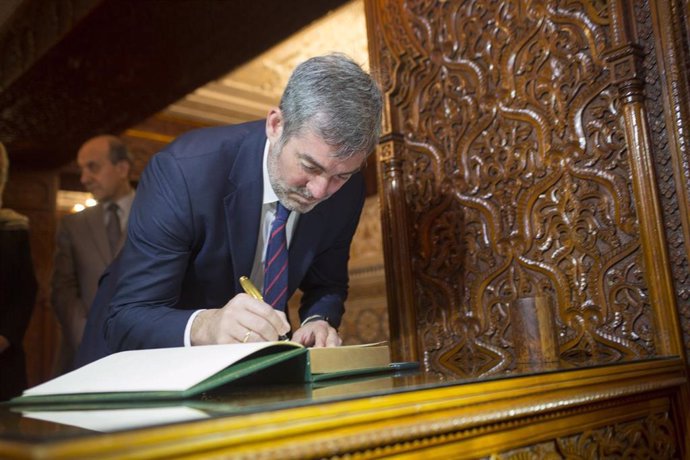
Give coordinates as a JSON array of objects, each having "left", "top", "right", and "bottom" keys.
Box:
[{"left": 263, "top": 202, "right": 291, "bottom": 311}]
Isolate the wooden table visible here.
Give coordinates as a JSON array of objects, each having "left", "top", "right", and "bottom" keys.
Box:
[{"left": 0, "top": 357, "right": 687, "bottom": 459}]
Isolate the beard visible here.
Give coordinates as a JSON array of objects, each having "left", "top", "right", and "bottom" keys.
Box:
[{"left": 267, "top": 141, "right": 322, "bottom": 214}]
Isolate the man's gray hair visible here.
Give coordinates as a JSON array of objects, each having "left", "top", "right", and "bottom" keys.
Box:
[{"left": 279, "top": 53, "right": 383, "bottom": 158}]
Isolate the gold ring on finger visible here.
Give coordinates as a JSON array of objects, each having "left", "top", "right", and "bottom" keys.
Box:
[{"left": 242, "top": 330, "right": 253, "bottom": 343}]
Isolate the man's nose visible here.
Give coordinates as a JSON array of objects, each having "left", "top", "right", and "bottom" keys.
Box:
[{"left": 307, "top": 176, "right": 330, "bottom": 200}]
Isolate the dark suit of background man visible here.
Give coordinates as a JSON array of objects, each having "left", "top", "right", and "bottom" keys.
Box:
[
  {"left": 52, "top": 135, "right": 135, "bottom": 375},
  {"left": 76, "top": 53, "right": 383, "bottom": 366},
  {"left": 0, "top": 143, "right": 37, "bottom": 400}
]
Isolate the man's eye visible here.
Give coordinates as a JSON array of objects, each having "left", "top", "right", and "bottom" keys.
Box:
[
  {"left": 336, "top": 174, "right": 351, "bottom": 181},
  {"left": 302, "top": 164, "right": 319, "bottom": 172}
]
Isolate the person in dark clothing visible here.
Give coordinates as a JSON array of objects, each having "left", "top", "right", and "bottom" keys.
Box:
[{"left": 0, "top": 143, "right": 37, "bottom": 401}]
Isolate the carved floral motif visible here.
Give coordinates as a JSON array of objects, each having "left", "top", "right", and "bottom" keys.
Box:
[
  {"left": 374, "top": 0, "right": 657, "bottom": 377},
  {"left": 490, "top": 411, "right": 677, "bottom": 459},
  {"left": 634, "top": 0, "right": 690, "bottom": 363}
]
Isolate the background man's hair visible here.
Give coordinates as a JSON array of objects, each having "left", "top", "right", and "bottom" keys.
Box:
[
  {"left": 104, "top": 136, "right": 133, "bottom": 166},
  {"left": 279, "top": 53, "right": 383, "bottom": 158}
]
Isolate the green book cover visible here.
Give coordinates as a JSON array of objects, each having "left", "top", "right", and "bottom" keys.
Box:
[
  {"left": 9, "top": 342, "right": 396, "bottom": 406},
  {"left": 10, "top": 343, "right": 309, "bottom": 406}
]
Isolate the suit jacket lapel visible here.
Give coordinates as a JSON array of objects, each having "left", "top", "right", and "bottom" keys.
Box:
[
  {"left": 224, "top": 125, "right": 266, "bottom": 294},
  {"left": 85, "top": 204, "right": 112, "bottom": 263}
]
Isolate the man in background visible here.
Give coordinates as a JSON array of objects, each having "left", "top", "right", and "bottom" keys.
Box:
[
  {"left": 0, "top": 143, "right": 37, "bottom": 400},
  {"left": 51, "top": 135, "right": 135, "bottom": 375}
]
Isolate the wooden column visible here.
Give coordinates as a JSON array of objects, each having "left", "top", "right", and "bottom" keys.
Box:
[
  {"left": 377, "top": 136, "right": 419, "bottom": 363},
  {"left": 606, "top": 0, "right": 685, "bottom": 359}
]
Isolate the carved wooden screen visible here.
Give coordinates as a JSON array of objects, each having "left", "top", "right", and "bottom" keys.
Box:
[{"left": 366, "top": 0, "right": 690, "bottom": 377}]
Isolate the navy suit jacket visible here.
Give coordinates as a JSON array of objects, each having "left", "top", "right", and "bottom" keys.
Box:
[{"left": 75, "top": 120, "right": 364, "bottom": 367}]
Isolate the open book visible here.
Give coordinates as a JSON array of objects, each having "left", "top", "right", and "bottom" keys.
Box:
[{"left": 10, "top": 342, "right": 393, "bottom": 405}]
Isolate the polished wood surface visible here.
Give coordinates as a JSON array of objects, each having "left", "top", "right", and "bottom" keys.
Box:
[{"left": 0, "top": 357, "right": 685, "bottom": 459}]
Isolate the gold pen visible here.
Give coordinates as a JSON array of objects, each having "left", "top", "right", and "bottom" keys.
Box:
[
  {"left": 239, "top": 276, "right": 290, "bottom": 341},
  {"left": 239, "top": 276, "right": 263, "bottom": 300}
]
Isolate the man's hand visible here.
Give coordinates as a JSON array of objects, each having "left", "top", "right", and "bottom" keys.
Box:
[
  {"left": 291, "top": 320, "right": 342, "bottom": 347},
  {"left": 190, "top": 293, "right": 291, "bottom": 345}
]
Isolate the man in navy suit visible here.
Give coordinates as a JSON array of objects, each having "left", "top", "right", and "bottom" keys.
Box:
[{"left": 76, "top": 53, "right": 382, "bottom": 367}]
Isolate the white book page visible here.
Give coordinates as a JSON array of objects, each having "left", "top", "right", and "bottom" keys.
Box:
[
  {"left": 22, "top": 342, "right": 294, "bottom": 397},
  {"left": 23, "top": 407, "right": 209, "bottom": 432}
]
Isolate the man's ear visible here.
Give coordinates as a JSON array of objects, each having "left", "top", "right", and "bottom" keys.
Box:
[
  {"left": 265, "top": 107, "right": 283, "bottom": 143},
  {"left": 116, "top": 160, "right": 131, "bottom": 178}
]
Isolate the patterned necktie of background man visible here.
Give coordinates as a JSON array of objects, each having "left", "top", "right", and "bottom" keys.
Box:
[{"left": 263, "top": 202, "right": 291, "bottom": 311}]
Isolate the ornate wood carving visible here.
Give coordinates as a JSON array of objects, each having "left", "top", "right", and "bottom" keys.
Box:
[
  {"left": 638, "top": 0, "right": 690, "bottom": 363},
  {"left": 367, "top": 0, "right": 689, "bottom": 377},
  {"left": 492, "top": 411, "right": 677, "bottom": 459},
  {"left": 607, "top": 1, "right": 682, "bottom": 358}
]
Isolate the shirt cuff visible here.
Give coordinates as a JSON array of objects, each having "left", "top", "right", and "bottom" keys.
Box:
[
  {"left": 300, "top": 314, "right": 329, "bottom": 327},
  {"left": 184, "top": 309, "right": 205, "bottom": 347}
]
